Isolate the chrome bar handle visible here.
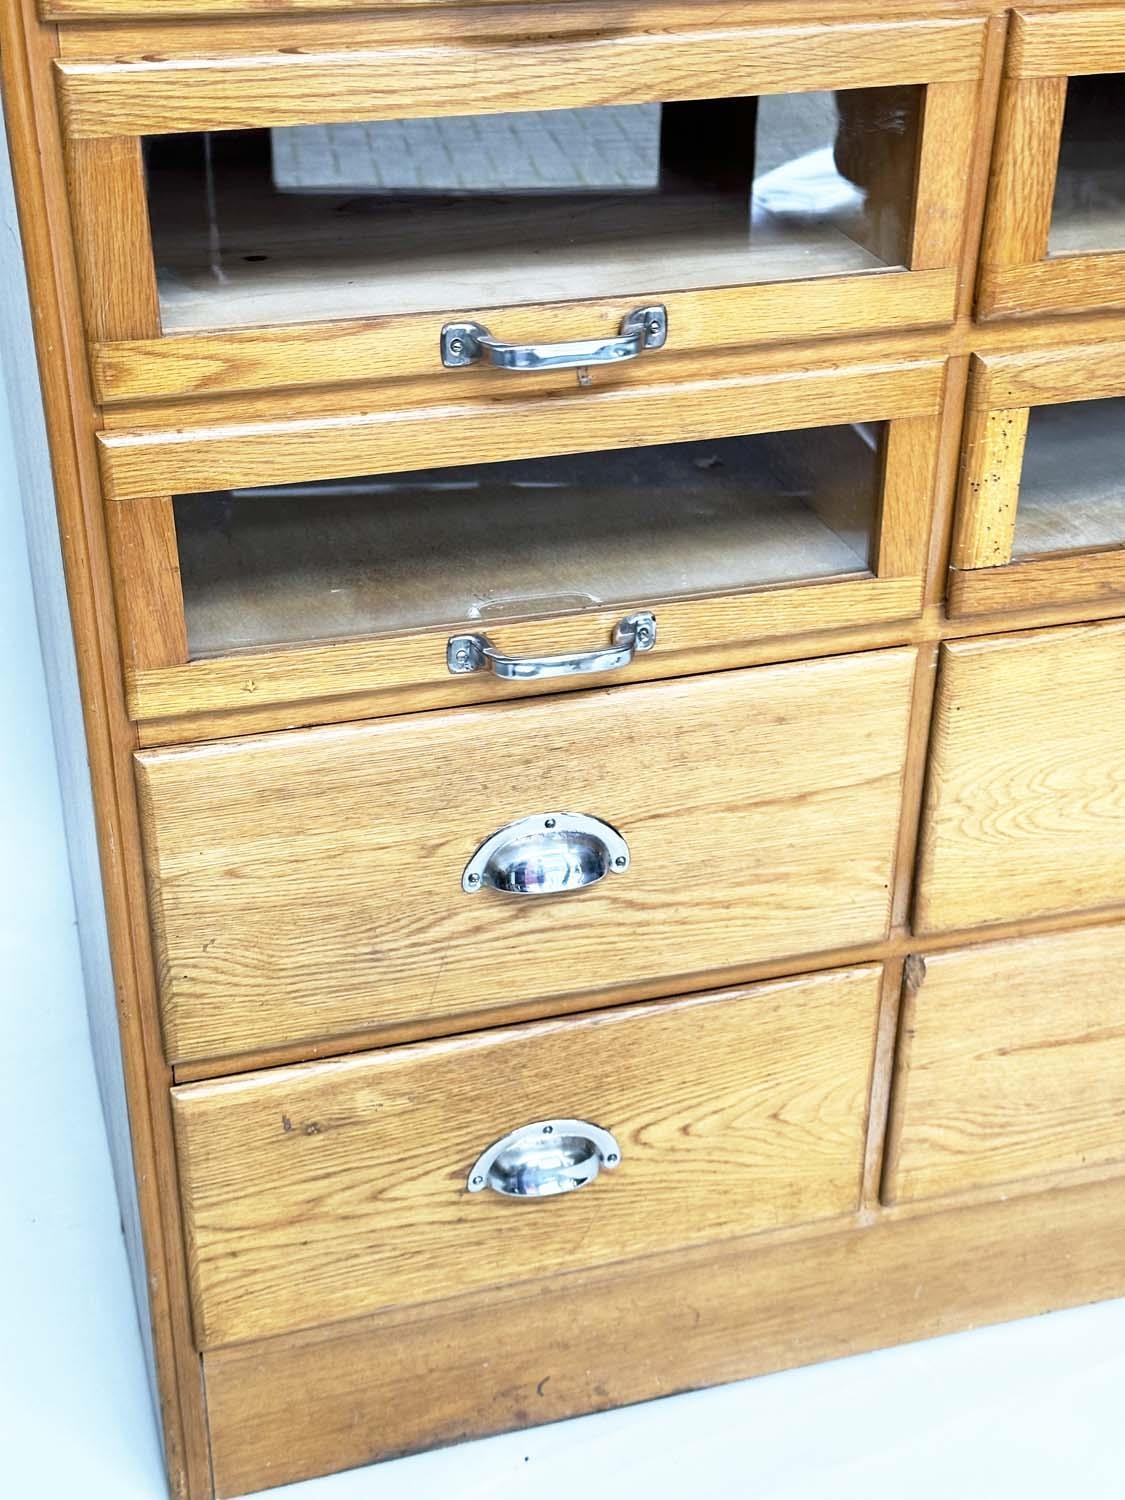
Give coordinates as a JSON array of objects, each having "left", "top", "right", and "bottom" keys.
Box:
[
  {"left": 441, "top": 305, "right": 667, "bottom": 372},
  {"left": 467, "top": 1119, "right": 622, "bottom": 1199},
  {"left": 448, "top": 612, "right": 656, "bottom": 681}
]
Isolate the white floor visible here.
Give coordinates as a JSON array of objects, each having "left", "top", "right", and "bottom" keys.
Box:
[{"left": 2, "top": 277, "right": 1124, "bottom": 1500}]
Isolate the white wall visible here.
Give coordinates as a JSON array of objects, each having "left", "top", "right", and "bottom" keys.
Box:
[{"left": 0, "top": 330, "right": 164, "bottom": 1492}]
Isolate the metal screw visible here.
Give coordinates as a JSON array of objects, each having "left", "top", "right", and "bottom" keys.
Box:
[
  {"left": 648, "top": 319, "right": 662, "bottom": 336},
  {"left": 467, "top": 872, "right": 480, "bottom": 885},
  {"left": 544, "top": 817, "right": 556, "bottom": 829},
  {"left": 606, "top": 1153, "right": 619, "bottom": 1165},
  {"left": 635, "top": 625, "right": 653, "bottom": 647},
  {"left": 614, "top": 856, "right": 627, "bottom": 868},
  {"left": 454, "top": 646, "right": 471, "bottom": 668},
  {"left": 448, "top": 337, "right": 465, "bottom": 357},
  {"left": 542, "top": 1124, "right": 554, "bottom": 1135},
  {"left": 471, "top": 1175, "right": 484, "bottom": 1187}
]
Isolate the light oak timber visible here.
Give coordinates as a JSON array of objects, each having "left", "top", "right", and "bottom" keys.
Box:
[
  {"left": 170, "top": 899, "right": 1125, "bottom": 1084},
  {"left": 97, "top": 358, "right": 946, "bottom": 500},
  {"left": 884, "top": 924, "right": 1125, "bottom": 1204},
  {"left": 127, "top": 588, "right": 1125, "bottom": 750},
  {"left": 861, "top": 957, "right": 909, "bottom": 1208},
  {"left": 921, "top": 351, "right": 970, "bottom": 606},
  {"left": 91, "top": 271, "right": 959, "bottom": 406},
  {"left": 173, "top": 968, "right": 882, "bottom": 1347},
  {"left": 136, "top": 649, "right": 916, "bottom": 1063},
  {"left": 980, "top": 250, "right": 1125, "bottom": 320},
  {"left": 910, "top": 79, "right": 981, "bottom": 270},
  {"left": 105, "top": 496, "right": 187, "bottom": 673},
  {"left": 915, "top": 618, "right": 1125, "bottom": 935},
  {"left": 55, "top": 19, "right": 988, "bottom": 139},
  {"left": 36, "top": 0, "right": 1027, "bottom": 19},
  {"left": 91, "top": 316, "right": 1125, "bottom": 436},
  {"left": 64, "top": 135, "right": 159, "bottom": 343},
  {"left": 949, "top": 550, "right": 1125, "bottom": 616},
  {"left": 1007, "top": 5, "right": 1125, "bottom": 78},
  {"left": 0, "top": 0, "right": 210, "bottom": 1494},
  {"left": 203, "top": 1171, "right": 1125, "bottom": 1497},
  {"left": 969, "top": 339, "right": 1125, "bottom": 409},
  {"left": 977, "top": 76, "right": 1065, "bottom": 287},
  {"left": 951, "top": 404, "right": 1029, "bottom": 568},
  {"left": 123, "top": 575, "right": 924, "bottom": 725}
]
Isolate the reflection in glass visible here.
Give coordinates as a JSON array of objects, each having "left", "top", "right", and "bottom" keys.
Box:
[
  {"left": 1014, "top": 397, "right": 1125, "bottom": 559},
  {"left": 144, "top": 89, "right": 922, "bottom": 332},
  {"left": 1048, "top": 74, "right": 1125, "bottom": 256},
  {"left": 173, "top": 424, "right": 884, "bottom": 656}
]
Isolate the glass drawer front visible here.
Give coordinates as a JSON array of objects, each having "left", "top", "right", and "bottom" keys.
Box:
[
  {"left": 1048, "top": 74, "right": 1125, "bottom": 257},
  {"left": 1013, "top": 398, "right": 1125, "bottom": 561},
  {"left": 172, "top": 423, "right": 885, "bottom": 658},
  {"left": 144, "top": 88, "right": 922, "bottom": 333}
]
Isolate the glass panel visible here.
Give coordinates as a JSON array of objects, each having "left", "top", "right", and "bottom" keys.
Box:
[
  {"left": 172, "top": 423, "right": 884, "bottom": 657},
  {"left": 144, "top": 88, "right": 922, "bottom": 333},
  {"left": 1013, "top": 397, "right": 1125, "bottom": 560},
  {"left": 1048, "top": 74, "right": 1125, "bottom": 256}
]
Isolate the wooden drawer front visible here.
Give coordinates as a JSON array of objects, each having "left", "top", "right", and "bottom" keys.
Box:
[
  {"left": 137, "top": 648, "right": 915, "bottom": 1065},
  {"left": 57, "top": 8, "right": 983, "bottom": 402},
  {"left": 885, "top": 926, "right": 1125, "bottom": 1204},
  {"left": 104, "top": 362, "right": 942, "bottom": 729},
  {"left": 949, "top": 345, "right": 1125, "bottom": 619},
  {"left": 173, "top": 967, "right": 882, "bottom": 1347},
  {"left": 979, "top": 9, "right": 1125, "bottom": 321},
  {"left": 915, "top": 620, "right": 1125, "bottom": 935}
]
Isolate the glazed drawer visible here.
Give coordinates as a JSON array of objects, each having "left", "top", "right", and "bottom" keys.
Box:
[
  {"left": 884, "top": 925, "right": 1125, "bottom": 1204},
  {"left": 58, "top": 6, "right": 983, "bottom": 403},
  {"left": 172, "top": 966, "right": 883, "bottom": 1347},
  {"left": 979, "top": 8, "right": 1125, "bottom": 320},
  {"left": 105, "top": 362, "right": 942, "bottom": 727},
  {"left": 915, "top": 619, "right": 1125, "bottom": 935},
  {"left": 137, "top": 647, "right": 916, "bottom": 1065},
  {"left": 949, "top": 342, "right": 1125, "bottom": 617}
]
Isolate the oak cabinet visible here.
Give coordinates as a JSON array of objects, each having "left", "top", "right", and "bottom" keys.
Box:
[{"left": 7, "top": 1, "right": 1125, "bottom": 1497}]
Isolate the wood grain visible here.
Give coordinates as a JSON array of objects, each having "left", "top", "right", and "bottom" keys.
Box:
[
  {"left": 1007, "top": 6, "right": 1125, "bottom": 79},
  {"left": 884, "top": 925, "right": 1125, "bottom": 1204},
  {"left": 90, "top": 270, "right": 958, "bottom": 406},
  {"left": 877, "top": 414, "right": 943, "bottom": 577},
  {"left": 948, "top": 550, "right": 1125, "bottom": 618},
  {"left": 915, "top": 620, "right": 1125, "bottom": 935},
  {"left": 173, "top": 968, "right": 882, "bottom": 1346},
  {"left": 136, "top": 649, "right": 915, "bottom": 1063},
  {"left": 64, "top": 134, "right": 159, "bottom": 342},
  {"left": 976, "top": 75, "right": 1066, "bottom": 306},
  {"left": 56, "top": 19, "right": 988, "bottom": 139},
  {"left": 970, "top": 339, "right": 1125, "bottom": 411},
  {"left": 97, "top": 358, "right": 946, "bottom": 500},
  {"left": 980, "top": 251, "right": 1125, "bottom": 321},
  {"left": 105, "top": 496, "right": 188, "bottom": 672},
  {"left": 951, "top": 404, "right": 1029, "bottom": 569},
  {"left": 910, "top": 80, "right": 980, "bottom": 271},
  {"left": 203, "top": 1171, "right": 1125, "bottom": 1496},
  {"left": 125, "top": 575, "right": 924, "bottom": 725}
]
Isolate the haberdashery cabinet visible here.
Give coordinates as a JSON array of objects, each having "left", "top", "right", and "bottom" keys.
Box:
[{"left": 4, "top": 1, "right": 1125, "bottom": 1496}]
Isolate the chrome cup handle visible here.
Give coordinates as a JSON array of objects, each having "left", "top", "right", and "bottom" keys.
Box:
[
  {"left": 448, "top": 612, "right": 657, "bottom": 681},
  {"left": 462, "top": 812, "right": 629, "bottom": 896},
  {"left": 441, "top": 305, "right": 667, "bottom": 372},
  {"left": 467, "top": 1119, "right": 622, "bottom": 1199}
]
